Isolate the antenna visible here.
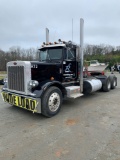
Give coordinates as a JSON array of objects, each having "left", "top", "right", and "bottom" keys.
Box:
[{"left": 72, "top": 19, "right": 73, "bottom": 42}]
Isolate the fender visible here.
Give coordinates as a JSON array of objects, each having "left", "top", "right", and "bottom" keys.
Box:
[
  {"left": 95, "top": 75, "right": 107, "bottom": 85},
  {"left": 33, "top": 80, "right": 67, "bottom": 98}
]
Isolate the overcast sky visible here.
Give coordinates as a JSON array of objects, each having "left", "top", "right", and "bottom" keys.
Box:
[{"left": 0, "top": 0, "right": 120, "bottom": 51}]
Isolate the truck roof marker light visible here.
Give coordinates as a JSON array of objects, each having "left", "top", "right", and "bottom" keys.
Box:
[
  {"left": 58, "top": 39, "right": 66, "bottom": 44},
  {"left": 58, "top": 39, "right": 61, "bottom": 42},
  {"left": 50, "top": 77, "right": 54, "bottom": 80}
]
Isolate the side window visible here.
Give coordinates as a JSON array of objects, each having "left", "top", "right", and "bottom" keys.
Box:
[{"left": 66, "top": 48, "right": 75, "bottom": 60}]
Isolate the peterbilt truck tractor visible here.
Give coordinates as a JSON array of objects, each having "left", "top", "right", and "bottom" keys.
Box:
[{"left": 1, "top": 19, "right": 117, "bottom": 117}]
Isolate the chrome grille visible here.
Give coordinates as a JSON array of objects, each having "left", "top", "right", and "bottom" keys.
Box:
[{"left": 8, "top": 66, "right": 25, "bottom": 92}]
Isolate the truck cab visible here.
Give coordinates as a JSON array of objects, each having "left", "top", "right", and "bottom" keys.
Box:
[{"left": 37, "top": 40, "right": 79, "bottom": 83}]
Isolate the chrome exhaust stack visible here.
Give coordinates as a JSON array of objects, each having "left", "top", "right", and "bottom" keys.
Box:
[{"left": 80, "top": 18, "right": 84, "bottom": 93}]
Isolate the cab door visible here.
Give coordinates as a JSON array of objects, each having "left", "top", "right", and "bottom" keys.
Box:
[{"left": 62, "top": 48, "right": 77, "bottom": 81}]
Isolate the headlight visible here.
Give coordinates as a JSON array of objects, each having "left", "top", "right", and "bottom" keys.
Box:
[{"left": 28, "top": 80, "right": 39, "bottom": 88}]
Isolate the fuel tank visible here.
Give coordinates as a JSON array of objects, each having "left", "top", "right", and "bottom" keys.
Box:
[{"left": 83, "top": 79, "right": 102, "bottom": 94}]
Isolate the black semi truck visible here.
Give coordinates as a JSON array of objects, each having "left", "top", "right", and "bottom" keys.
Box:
[{"left": 1, "top": 19, "right": 117, "bottom": 117}]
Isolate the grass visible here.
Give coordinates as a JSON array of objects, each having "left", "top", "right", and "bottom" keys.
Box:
[
  {"left": 0, "top": 71, "right": 6, "bottom": 74},
  {"left": 0, "top": 76, "right": 4, "bottom": 79},
  {"left": 0, "top": 76, "right": 5, "bottom": 80}
]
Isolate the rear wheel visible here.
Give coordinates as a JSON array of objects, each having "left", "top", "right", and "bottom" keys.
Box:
[
  {"left": 102, "top": 77, "right": 111, "bottom": 92},
  {"left": 111, "top": 77, "right": 117, "bottom": 89},
  {"left": 41, "top": 86, "right": 63, "bottom": 117}
]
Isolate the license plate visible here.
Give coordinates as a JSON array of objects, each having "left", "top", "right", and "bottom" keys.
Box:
[{"left": 1, "top": 92, "right": 37, "bottom": 112}]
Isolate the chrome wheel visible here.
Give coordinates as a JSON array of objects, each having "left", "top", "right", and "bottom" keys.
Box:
[
  {"left": 48, "top": 92, "right": 60, "bottom": 112},
  {"left": 41, "top": 86, "right": 63, "bottom": 117}
]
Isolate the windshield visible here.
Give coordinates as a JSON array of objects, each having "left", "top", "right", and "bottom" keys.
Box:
[{"left": 39, "top": 47, "right": 63, "bottom": 61}]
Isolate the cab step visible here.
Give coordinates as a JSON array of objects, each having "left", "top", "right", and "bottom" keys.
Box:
[{"left": 65, "top": 86, "right": 83, "bottom": 98}]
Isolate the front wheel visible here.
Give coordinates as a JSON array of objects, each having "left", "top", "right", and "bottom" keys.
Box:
[{"left": 41, "top": 86, "right": 63, "bottom": 117}]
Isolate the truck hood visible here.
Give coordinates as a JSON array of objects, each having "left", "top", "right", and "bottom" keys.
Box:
[{"left": 30, "top": 61, "right": 62, "bottom": 83}]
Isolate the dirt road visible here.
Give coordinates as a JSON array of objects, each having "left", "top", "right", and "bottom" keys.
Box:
[{"left": 0, "top": 73, "right": 120, "bottom": 160}]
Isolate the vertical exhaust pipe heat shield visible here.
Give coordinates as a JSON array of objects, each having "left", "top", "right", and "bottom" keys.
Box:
[
  {"left": 46, "top": 28, "right": 49, "bottom": 43},
  {"left": 80, "top": 18, "right": 84, "bottom": 93}
]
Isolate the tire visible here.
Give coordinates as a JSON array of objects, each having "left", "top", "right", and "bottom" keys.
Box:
[
  {"left": 41, "top": 86, "right": 63, "bottom": 117},
  {"left": 102, "top": 77, "right": 111, "bottom": 92},
  {"left": 111, "top": 77, "right": 117, "bottom": 89}
]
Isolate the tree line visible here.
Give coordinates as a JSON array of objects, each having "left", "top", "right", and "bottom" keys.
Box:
[
  {"left": 84, "top": 44, "right": 120, "bottom": 68},
  {"left": 0, "top": 47, "right": 39, "bottom": 71},
  {"left": 0, "top": 44, "right": 120, "bottom": 71}
]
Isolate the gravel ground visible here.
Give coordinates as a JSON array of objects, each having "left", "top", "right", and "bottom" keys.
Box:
[{"left": 0, "top": 72, "right": 120, "bottom": 160}]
